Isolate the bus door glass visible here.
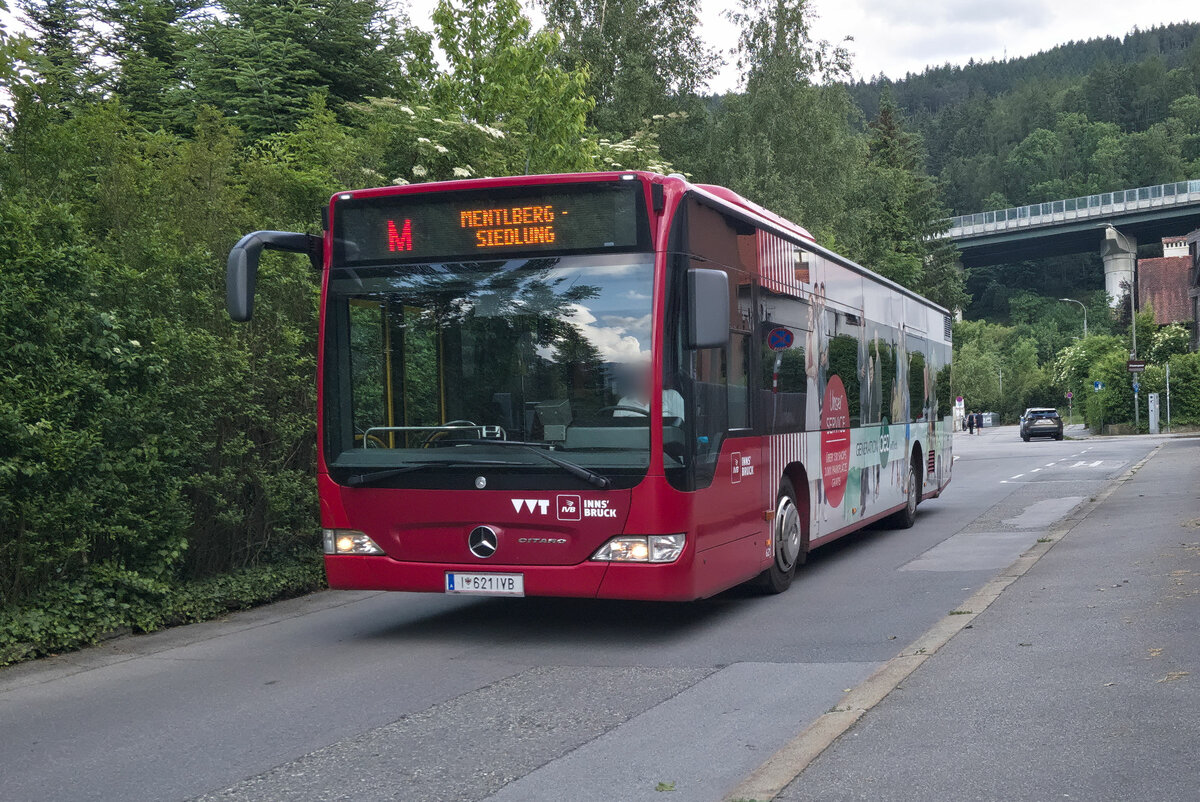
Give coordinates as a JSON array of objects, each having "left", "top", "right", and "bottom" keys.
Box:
[
  {"left": 664, "top": 197, "right": 757, "bottom": 491},
  {"left": 347, "top": 299, "right": 390, "bottom": 447}
]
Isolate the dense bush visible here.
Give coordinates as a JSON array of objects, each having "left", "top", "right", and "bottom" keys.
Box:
[{"left": 0, "top": 555, "right": 326, "bottom": 666}]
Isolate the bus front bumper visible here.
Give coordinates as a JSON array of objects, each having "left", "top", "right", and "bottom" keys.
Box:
[{"left": 324, "top": 554, "right": 705, "bottom": 602}]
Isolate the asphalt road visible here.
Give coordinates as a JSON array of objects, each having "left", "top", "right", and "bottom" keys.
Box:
[{"left": 0, "top": 426, "right": 1163, "bottom": 802}]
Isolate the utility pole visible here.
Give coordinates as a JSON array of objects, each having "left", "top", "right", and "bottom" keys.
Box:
[
  {"left": 1166, "top": 362, "right": 1172, "bottom": 433},
  {"left": 1130, "top": 282, "right": 1137, "bottom": 359}
]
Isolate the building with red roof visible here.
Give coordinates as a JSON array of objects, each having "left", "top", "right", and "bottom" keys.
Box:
[{"left": 1137, "top": 236, "right": 1195, "bottom": 330}]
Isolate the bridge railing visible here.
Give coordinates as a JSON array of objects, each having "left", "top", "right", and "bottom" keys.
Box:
[{"left": 948, "top": 179, "right": 1200, "bottom": 238}]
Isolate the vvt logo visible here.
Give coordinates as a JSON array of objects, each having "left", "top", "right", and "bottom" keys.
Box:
[{"left": 512, "top": 498, "right": 549, "bottom": 515}]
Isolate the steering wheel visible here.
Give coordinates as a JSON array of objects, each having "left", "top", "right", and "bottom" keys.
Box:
[{"left": 596, "top": 404, "right": 652, "bottom": 417}]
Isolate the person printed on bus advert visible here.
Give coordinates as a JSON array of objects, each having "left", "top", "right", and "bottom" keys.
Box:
[
  {"left": 804, "top": 281, "right": 829, "bottom": 521},
  {"left": 614, "top": 363, "right": 685, "bottom": 420}
]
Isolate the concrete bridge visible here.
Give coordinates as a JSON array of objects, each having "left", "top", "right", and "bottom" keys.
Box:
[{"left": 947, "top": 179, "right": 1200, "bottom": 304}]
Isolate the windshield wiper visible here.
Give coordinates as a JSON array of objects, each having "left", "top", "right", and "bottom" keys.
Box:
[
  {"left": 453, "top": 439, "right": 611, "bottom": 488},
  {"left": 343, "top": 459, "right": 511, "bottom": 487}
]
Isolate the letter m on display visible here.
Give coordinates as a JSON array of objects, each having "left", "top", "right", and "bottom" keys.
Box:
[{"left": 388, "top": 219, "right": 413, "bottom": 251}]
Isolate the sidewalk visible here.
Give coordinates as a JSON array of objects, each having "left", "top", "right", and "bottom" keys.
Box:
[{"left": 775, "top": 438, "right": 1200, "bottom": 801}]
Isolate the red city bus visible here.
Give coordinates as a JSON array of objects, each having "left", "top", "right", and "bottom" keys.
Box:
[{"left": 227, "top": 172, "right": 952, "bottom": 601}]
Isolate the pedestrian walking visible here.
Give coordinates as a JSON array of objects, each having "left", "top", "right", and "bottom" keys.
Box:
[{"left": 967, "top": 411, "right": 975, "bottom": 435}]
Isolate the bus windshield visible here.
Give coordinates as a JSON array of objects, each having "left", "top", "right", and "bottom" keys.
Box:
[{"left": 322, "top": 253, "right": 657, "bottom": 486}]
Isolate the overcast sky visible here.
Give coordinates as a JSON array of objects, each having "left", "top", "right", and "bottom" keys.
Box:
[
  {"left": 787, "top": 0, "right": 1197, "bottom": 86},
  {"left": 406, "top": 0, "right": 1195, "bottom": 91},
  {"left": 2, "top": 1, "right": 1195, "bottom": 91}
]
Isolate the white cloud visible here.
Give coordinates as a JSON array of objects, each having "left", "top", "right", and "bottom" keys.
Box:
[
  {"left": 698, "top": 0, "right": 1197, "bottom": 87},
  {"left": 561, "top": 304, "right": 650, "bottom": 363}
]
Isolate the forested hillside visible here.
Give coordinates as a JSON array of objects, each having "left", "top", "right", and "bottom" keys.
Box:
[
  {"left": 848, "top": 23, "right": 1200, "bottom": 328},
  {"left": 851, "top": 22, "right": 1200, "bottom": 214}
]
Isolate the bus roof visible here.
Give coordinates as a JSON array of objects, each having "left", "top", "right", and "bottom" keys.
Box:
[{"left": 331, "top": 171, "right": 952, "bottom": 316}]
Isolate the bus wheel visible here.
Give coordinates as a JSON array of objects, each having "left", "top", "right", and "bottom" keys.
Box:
[
  {"left": 758, "top": 478, "right": 805, "bottom": 594},
  {"left": 888, "top": 454, "right": 922, "bottom": 529}
]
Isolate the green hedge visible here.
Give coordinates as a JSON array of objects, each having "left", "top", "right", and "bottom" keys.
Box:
[
  {"left": 1084, "top": 350, "right": 1200, "bottom": 430},
  {"left": 0, "top": 554, "right": 325, "bottom": 667}
]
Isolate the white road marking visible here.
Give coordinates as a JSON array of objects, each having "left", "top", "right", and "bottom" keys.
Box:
[
  {"left": 1072, "top": 461, "right": 1087, "bottom": 467},
  {"left": 1045, "top": 462, "right": 1056, "bottom": 467},
  {"left": 1090, "top": 460, "right": 1102, "bottom": 467},
  {"left": 1031, "top": 468, "right": 1041, "bottom": 472},
  {"left": 1010, "top": 474, "right": 1024, "bottom": 479}
]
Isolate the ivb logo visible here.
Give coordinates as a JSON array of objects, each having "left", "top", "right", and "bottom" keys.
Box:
[{"left": 557, "top": 494, "right": 581, "bottom": 521}]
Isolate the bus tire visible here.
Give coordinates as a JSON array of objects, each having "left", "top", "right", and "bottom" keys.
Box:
[
  {"left": 888, "top": 453, "right": 922, "bottom": 529},
  {"left": 757, "top": 477, "right": 806, "bottom": 594}
]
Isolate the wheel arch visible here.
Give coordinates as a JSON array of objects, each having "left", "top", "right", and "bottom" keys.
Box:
[{"left": 781, "top": 462, "right": 811, "bottom": 545}]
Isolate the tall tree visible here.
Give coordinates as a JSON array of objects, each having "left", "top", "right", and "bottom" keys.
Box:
[
  {"left": 848, "top": 93, "right": 967, "bottom": 310},
  {"left": 100, "top": 0, "right": 201, "bottom": 129},
  {"left": 431, "top": 0, "right": 594, "bottom": 174},
  {"left": 672, "top": 0, "right": 859, "bottom": 240},
  {"left": 538, "top": 0, "right": 717, "bottom": 137},
  {"left": 184, "top": 0, "right": 405, "bottom": 138},
  {"left": 17, "top": 0, "right": 100, "bottom": 106}
]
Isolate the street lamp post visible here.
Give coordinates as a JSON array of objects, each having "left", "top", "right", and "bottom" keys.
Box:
[
  {"left": 1058, "top": 298, "right": 1088, "bottom": 339},
  {"left": 1126, "top": 279, "right": 1138, "bottom": 431}
]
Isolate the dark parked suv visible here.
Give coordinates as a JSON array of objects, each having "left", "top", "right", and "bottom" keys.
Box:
[{"left": 1020, "top": 407, "right": 1064, "bottom": 441}]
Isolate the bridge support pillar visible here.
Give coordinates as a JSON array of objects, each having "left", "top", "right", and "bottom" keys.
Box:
[{"left": 1101, "top": 227, "right": 1137, "bottom": 308}]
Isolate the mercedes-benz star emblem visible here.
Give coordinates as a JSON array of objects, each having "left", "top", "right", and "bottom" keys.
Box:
[
  {"left": 474, "top": 476, "right": 487, "bottom": 489},
  {"left": 468, "top": 526, "right": 498, "bottom": 558}
]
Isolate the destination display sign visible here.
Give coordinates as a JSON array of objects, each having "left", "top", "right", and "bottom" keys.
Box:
[{"left": 332, "top": 183, "right": 647, "bottom": 266}]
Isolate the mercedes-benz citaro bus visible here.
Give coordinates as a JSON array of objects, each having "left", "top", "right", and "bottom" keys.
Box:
[{"left": 227, "top": 171, "right": 953, "bottom": 601}]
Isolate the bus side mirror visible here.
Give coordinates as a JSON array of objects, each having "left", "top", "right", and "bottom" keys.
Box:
[
  {"left": 687, "top": 268, "right": 729, "bottom": 349},
  {"left": 226, "top": 230, "right": 323, "bottom": 322}
]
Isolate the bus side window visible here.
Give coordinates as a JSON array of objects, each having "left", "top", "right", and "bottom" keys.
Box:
[
  {"left": 829, "top": 311, "right": 862, "bottom": 428},
  {"left": 908, "top": 340, "right": 928, "bottom": 423},
  {"left": 759, "top": 323, "right": 806, "bottom": 433},
  {"left": 871, "top": 334, "right": 895, "bottom": 425}
]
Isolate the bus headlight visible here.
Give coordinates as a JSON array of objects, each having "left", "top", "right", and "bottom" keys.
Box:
[
  {"left": 323, "top": 529, "right": 384, "bottom": 555},
  {"left": 591, "top": 534, "right": 685, "bottom": 563}
]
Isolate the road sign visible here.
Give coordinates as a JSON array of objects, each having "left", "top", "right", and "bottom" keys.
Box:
[
  {"left": 1065, "top": 391, "right": 1073, "bottom": 399},
  {"left": 1133, "top": 381, "right": 1141, "bottom": 393},
  {"left": 766, "top": 327, "right": 794, "bottom": 351},
  {"left": 1127, "top": 359, "right": 1146, "bottom": 373},
  {"left": 1093, "top": 381, "right": 1105, "bottom": 391}
]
